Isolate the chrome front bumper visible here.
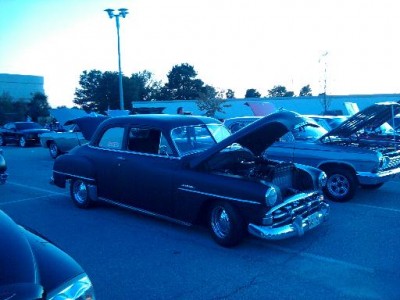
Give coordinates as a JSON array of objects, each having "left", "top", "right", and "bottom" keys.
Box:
[
  {"left": 248, "top": 203, "right": 330, "bottom": 240},
  {"left": 357, "top": 167, "right": 400, "bottom": 185}
]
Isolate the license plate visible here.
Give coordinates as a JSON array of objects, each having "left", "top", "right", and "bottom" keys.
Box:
[{"left": 307, "top": 213, "right": 321, "bottom": 229}]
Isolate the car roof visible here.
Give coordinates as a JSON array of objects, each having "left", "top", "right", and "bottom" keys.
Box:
[{"left": 98, "top": 114, "right": 221, "bottom": 131}]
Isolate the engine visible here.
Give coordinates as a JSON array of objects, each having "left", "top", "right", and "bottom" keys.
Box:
[{"left": 205, "top": 147, "right": 314, "bottom": 197}]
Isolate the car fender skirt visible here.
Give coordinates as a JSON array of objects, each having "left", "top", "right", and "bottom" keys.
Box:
[{"left": 248, "top": 203, "right": 329, "bottom": 240}]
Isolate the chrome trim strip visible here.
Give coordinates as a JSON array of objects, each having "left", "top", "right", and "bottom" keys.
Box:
[
  {"left": 53, "top": 170, "right": 95, "bottom": 182},
  {"left": 98, "top": 197, "right": 192, "bottom": 226},
  {"left": 178, "top": 187, "right": 261, "bottom": 205},
  {"left": 87, "top": 145, "right": 181, "bottom": 160}
]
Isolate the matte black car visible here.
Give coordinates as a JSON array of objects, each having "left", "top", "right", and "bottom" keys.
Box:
[
  {"left": 0, "top": 149, "right": 7, "bottom": 185},
  {"left": 0, "top": 209, "right": 95, "bottom": 299},
  {"left": 52, "top": 113, "right": 329, "bottom": 247},
  {"left": 0, "top": 122, "right": 50, "bottom": 147}
]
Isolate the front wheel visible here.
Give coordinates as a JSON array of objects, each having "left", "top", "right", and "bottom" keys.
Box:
[
  {"left": 70, "top": 179, "right": 94, "bottom": 208},
  {"left": 324, "top": 167, "right": 357, "bottom": 202},
  {"left": 49, "top": 142, "right": 60, "bottom": 158},
  {"left": 19, "top": 136, "right": 27, "bottom": 147},
  {"left": 209, "top": 201, "right": 245, "bottom": 247}
]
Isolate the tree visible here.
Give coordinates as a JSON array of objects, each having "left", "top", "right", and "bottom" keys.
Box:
[
  {"left": 28, "top": 92, "right": 50, "bottom": 122},
  {"left": 267, "top": 85, "right": 294, "bottom": 97},
  {"left": 127, "top": 70, "right": 162, "bottom": 102},
  {"left": 163, "top": 63, "right": 206, "bottom": 100},
  {"left": 226, "top": 89, "right": 235, "bottom": 99},
  {"left": 74, "top": 70, "right": 104, "bottom": 112},
  {"left": 245, "top": 89, "right": 261, "bottom": 98},
  {"left": 196, "top": 96, "right": 227, "bottom": 117},
  {"left": 299, "top": 85, "right": 312, "bottom": 97}
]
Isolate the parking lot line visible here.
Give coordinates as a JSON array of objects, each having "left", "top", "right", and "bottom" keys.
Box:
[
  {"left": 0, "top": 194, "right": 68, "bottom": 206},
  {"left": 351, "top": 203, "right": 400, "bottom": 213},
  {"left": 268, "top": 244, "right": 375, "bottom": 273},
  {"left": 6, "top": 181, "right": 68, "bottom": 195}
]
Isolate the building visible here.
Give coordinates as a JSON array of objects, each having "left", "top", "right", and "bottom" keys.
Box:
[
  {"left": 132, "top": 94, "right": 400, "bottom": 119},
  {"left": 0, "top": 73, "right": 44, "bottom": 101}
]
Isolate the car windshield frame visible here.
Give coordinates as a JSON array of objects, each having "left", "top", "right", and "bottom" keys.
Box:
[{"left": 171, "top": 123, "right": 230, "bottom": 156}]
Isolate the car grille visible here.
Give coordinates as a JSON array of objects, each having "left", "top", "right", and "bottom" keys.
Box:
[
  {"left": 272, "top": 163, "right": 293, "bottom": 193},
  {"left": 382, "top": 151, "right": 400, "bottom": 170},
  {"left": 270, "top": 195, "right": 323, "bottom": 228}
]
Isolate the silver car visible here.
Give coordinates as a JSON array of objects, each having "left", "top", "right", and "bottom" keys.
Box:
[{"left": 224, "top": 102, "right": 400, "bottom": 202}]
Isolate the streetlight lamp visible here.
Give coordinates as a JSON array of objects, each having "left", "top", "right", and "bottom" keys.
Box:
[{"left": 104, "top": 8, "right": 129, "bottom": 110}]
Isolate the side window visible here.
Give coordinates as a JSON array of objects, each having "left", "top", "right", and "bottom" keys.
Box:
[
  {"left": 128, "top": 127, "right": 161, "bottom": 154},
  {"left": 98, "top": 127, "right": 124, "bottom": 149}
]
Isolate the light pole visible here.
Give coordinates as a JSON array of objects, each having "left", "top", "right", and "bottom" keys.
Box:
[{"left": 104, "top": 8, "right": 128, "bottom": 111}]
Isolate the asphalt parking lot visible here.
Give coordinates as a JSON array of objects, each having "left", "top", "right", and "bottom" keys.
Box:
[{"left": 1, "top": 146, "right": 400, "bottom": 300}]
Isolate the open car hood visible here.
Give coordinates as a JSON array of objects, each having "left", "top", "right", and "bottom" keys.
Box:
[
  {"left": 322, "top": 102, "right": 400, "bottom": 138},
  {"left": 190, "top": 110, "right": 305, "bottom": 168},
  {"left": 64, "top": 116, "right": 108, "bottom": 141}
]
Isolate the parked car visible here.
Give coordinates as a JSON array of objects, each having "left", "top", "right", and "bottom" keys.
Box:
[
  {"left": 306, "top": 115, "right": 348, "bottom": 131},
  {"left": 40, "top": 116, "right": 108, "bottom": 158},
  {"left": 0, "top": 122, "right": 50, "bottom": 147},
  {"left": 0, "top": 149, "right": 7, "bottom": 185},
  {"left": 0, "top": 209, "right": 95, "bottom": 299},
  {"left": 52, "top": 113, "right": 329, "bottom": 247}
]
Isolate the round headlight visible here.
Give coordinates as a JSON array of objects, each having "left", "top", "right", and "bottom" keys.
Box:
[
  {"left": 318, "top": 171, "right": 327, "bottom": 188},
  {"left": 265, "top": 187, "right": 278, "bottom": 206}
]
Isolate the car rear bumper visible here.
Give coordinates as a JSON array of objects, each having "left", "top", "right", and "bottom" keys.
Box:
[
  {"left": 357, "top": 167, "right": 400, "bottom": 185},
  {"left": 248, "top": 203, "right": 329, "bottom": 240}
]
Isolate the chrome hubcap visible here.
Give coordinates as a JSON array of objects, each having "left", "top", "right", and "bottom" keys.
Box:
[
  {"left": 20, "top": 137, "right": 26, "bottom": 147},
  {"left": 211, "top": 207, "right": 231, "bottom": 238},
  {"left": 73, "top": 181, "right": 87, "bottom": 204},
  {"left": 50, "top": 144, "right": 58, "bottom": 156},
  {"left": 327, "top": 174, "right": 349, "bottom": 198}
]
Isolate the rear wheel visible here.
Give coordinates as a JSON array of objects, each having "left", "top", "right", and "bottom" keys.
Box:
[
  {"left": 49, "top": 142, "right": 60, "bottom": 158},
  {"left": 209, "top": 201, "right": 245, "bottom": 247},
  {"left": 70, "top": 179, "right": 93, "bottom": 208},
  {"left": 324, "top": 167, "right": 357, "bottom": 202},
  {"left": 19, "top": 136, "right": 27, "bottom": 147}
]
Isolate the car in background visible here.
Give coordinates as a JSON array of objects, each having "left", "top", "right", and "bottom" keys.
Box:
[
  {"left": 40, "top": 116, "right": 108, "bottom": 158},
  {"left": 52, "top": 113, "right": 329, "bottom": 247},
  {"left": 224, "top": 103, "right": 400, "bottom": 202},
  {"left": 0, "top": 209, "right": 95, "bottom": 299},
  {"left": 306, "top": 115, "right": 348, "bottom": 131},
  {"left": 0, "top": 121, "right": 50, "bottom": 147},
  {"left": 0, "top": 149, "right": 7, "bottom": 185}
]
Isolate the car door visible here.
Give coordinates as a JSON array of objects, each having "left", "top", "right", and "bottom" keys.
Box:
[
  {"left": 118, "top": 126, "right": 179, "bottom": 217},
  {"left": 89, "top": 126, "right": 127, "bottom": 202}
]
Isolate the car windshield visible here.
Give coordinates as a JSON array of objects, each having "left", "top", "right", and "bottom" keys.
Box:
[
  {"left": 15, "top": 122, "right": 43, "bottom": 130},
  {"left": 326, "top": 116, "right": 348, "bottom": 129},
  {"left": 293, "top": 122, "right": 328, "bottom": 141},
  {"left": 171, "top": 123, "right": 230, "bottom": 156}
]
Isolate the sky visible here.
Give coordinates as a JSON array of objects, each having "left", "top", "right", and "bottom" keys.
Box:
[{"left": 1, "top": 0, "right": 400, "bottom": 108}]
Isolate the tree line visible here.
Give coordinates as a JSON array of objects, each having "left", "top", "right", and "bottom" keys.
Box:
[
  {"left": 0, "top": 62, "right": 315, "bottom": 122},
  {"left": 74, "top": 63, "right": 313, "bottom": 114},
  {"left": 0, "top": 92, "right": 50, "bottom": 124}
]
